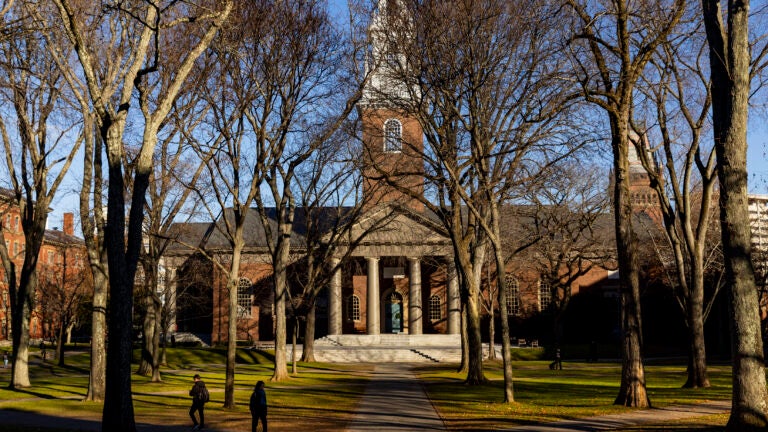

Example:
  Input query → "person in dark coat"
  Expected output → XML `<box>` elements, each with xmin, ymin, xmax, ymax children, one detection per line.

<box><xmin>249</xmin><ymin>380</ymin><xmax>267</xmax><ymax>432</ymax></box>
<box><xmin>189</xmin><ymin>374</ymin><xmax>207</xmax><ymax>430</ymax></box>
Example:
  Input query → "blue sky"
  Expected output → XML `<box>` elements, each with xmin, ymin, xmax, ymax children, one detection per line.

<box><xmin>42</xmin><ymin>0</ymin><xmax>768</xmax><ymax>230</ymax></box>
<box><xmin>748</xmin><ymin>117</ymin><xmax>768</xmax><ymax>195</ymax></box>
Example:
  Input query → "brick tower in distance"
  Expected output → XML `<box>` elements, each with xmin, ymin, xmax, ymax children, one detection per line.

<box><xmin>628</xmin><ymin>132</ymin><xmax>662</xmax><ymax>224</ymax></box>
<box><xmin>359</xmin><ymin>0</ymin><xmax>424</xmax><ymax>212</ymax></box>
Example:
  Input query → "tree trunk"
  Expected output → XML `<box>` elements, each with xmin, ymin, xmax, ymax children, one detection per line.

<box><xmin>86</xmin><ymin>259</ymin><xmax>108</xmax><ymax>402</ymax></box>
<box><xmin>137</xmin><ymin>292</ymin><xmax>154</xmax><ymax>376</ymax></box>
<box><xmin>9</xmin><ymin>287</ymin><xmax>31</xmax><ymax>388</ymax></box>
<box><xmin>150</xmin><ymin>310</ymin><xmax>162</xmax><ymax>383</ymax></box>
<box><xmin>291</xmin><ymin>316</ymin><xmax>298</xmax><ymax>375</ymax></box>
<box><xmin>701</xmin><ymin>1</ymin><xmax>768</xmax><ymax>429</ymax></box>
<box><xmin>85</xmin><ymin>253</ymin><xmax>108</xmax><ymax>402</ymax></box>
<box><xmin>66</xmin><ymin>322</ymin><xmax>74</xmax><ymax>344</ymax></box>
<box><xmin>684</xmin><ymin>273</ymin><xmax>710</xmax><ymax>388</ymax></box>
<box><xmin>301</xmin><ymin>304</ymin><xmax>316</xmax><ymax>362</ymax></box>
<box><xmin>271</xmin><ymin>236</ymin><xmax>290</xmax><ymax>382</ymax></box>
<box><xmin>614</xmin><ymin>285</ymin><xmax>649</xmax><ymax>407</ymax></box>
<box><xmin>487</xmin><ymin>307</ymin><xmax>496</xmax><ymax>360</ymax></box>
<box><xmin>457</xmin><ymin>302</ymin><xmax>468</xmax><ymax>374</ymax></box>
<box><xmin>102</xmin><ymin>125</ymin><xmax>147</xmax><ymax>431</ymax></box>
<box><xmin>56</xmin><ymin>323</ymin><xmax>66</xmax><ymax>367</ymax></box>
<box><xmin>464</xmin><ymin>288</ymin><xmax>487</xmax><ymax>385</ymax></box>
<box><xmin>494</xmin><ymin>250</ymin><xmax>514</xmax><ymax>403</ymax></box>
<box><xmin>224</xmin><ymin>245</ymin><xmax>243</xmax><ymax>409</ymax></box>
<box><xmin>720</xmin><ymin>136</ymin><xmax>768</xmax><ymax>430</ymax></box>
<box><xmin>81</xmin><ymin>113</ymin><xmax>107</xmax><ymax>403</ymax></box>
<box><xmin>137</xmin><ymin>289</ymin><xmax>163</xmax><ymax>382</ymax></box>
<box><xmin>10</xmin><ymin>258</ymin><xmax>39</xmax><ymax>388</ymax></box>
<box><xmin>612</xmin><ymin>123</ymin><xmax>650</xmax><ymax>408</ymax></box>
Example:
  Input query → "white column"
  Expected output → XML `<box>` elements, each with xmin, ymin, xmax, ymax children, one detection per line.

<box><xmin>366</xmin><ymin>257</ymin><xmax>380</xmax><ymax>335</ymax></box>
<box><xmin>408</xmin><ymin>257</ymin><xmax>422</xmax><ymax>335</ymax></box>
<box><xmin>447</xmin><ymin>258</ymin><xmax>460</xmax><ymax>334</ymax></box>
<box><xmin>328</xmin><ymin>257</ymin><xmax>342</xmax><ymax>335</ymax></box>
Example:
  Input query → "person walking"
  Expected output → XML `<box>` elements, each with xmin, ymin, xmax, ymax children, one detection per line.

<box><xmin>3</xmin><ymin>352</ymin><xmax>8</xmax><ymax>368</ymax></box>
<box><xmin>189</xmin><ymin>374</ymin><xmax>209</xmax><ymax>430</ymax></box>
<box><xmin>549</xmin><ymin>348</ymin><xmax>563</xmax><ymax>370</ymax></box>
<box><xmin>249</xmin><ymin>381</ymin><xmax>267</xmax><ymax>432</ymax></box>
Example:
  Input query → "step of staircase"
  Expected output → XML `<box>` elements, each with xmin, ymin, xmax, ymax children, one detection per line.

<box><xmin>316</xmin><ymin>334</ymin><xmax>461</xmax><ymax>347</ymax></box>
<box><xmin>288</xmin><ymin>334</ymin><xmax>462</xmax><ymax>363</ymax></box>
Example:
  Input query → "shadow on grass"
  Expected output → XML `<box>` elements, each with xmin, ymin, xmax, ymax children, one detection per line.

<box><xmin>1</xmin><ymin>409</ymin><xmax>207</xmax><ymax>432</ymax></box>
<box><xmin>238</xmin><ymin>349</ymin><xmax>274</xmax><ymax>364</ymax></box>
<box><xmin>8</xmin><ymin>387</ymin><xmax>59</xmax><ymax>400</ymax></box>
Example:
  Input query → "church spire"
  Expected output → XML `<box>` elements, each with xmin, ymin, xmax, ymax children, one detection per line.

<box><xmin>359</xmin><ymin>0</ymin><xmax>424</xmax><ymax>212</ymax></box>
<box><xmin>361</xmin><ymin>0</ymin><xmax>413</xmax><ymax>108</ymax></box>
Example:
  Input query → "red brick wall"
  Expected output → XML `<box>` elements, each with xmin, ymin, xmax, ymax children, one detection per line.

<box><xmin>211</xmin><ymin>261</ymin><xmax>274</xmax><ymax>344</ymax></box>
<box><xmin>0</xmin><ymin>204</ymin><xmax>87</xmax><ymax>341</ymax></box>
<box><xmin>361</xmin><ymin>108</ymin><xmax>425</xmax><ymax>212</ymax></box>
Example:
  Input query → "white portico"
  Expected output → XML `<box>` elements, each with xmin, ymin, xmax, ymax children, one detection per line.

<box><xmin>326</xmin><ymin>205</ymin><xmax>460</xmax><ymax>337</ymax></box>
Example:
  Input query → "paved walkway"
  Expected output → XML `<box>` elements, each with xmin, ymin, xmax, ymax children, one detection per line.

<box><xmin>345</xmin><ymin>364</ymin><xmax>730</xmax><ymax>432</ymax></box>
<box><xmin>346</xmin><ymin>364</ymin><xmax>446</xmax><ymax>431</ymax></box>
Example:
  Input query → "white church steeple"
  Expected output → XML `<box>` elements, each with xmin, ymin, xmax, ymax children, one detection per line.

<box><xmin>361</xmin><ymin>0</ymin><xmax>415</xmax><ymax>108</ymax></box>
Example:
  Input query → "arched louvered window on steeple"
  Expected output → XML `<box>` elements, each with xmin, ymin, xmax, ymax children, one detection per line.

<box><xmin>384</xmin><ymin>119</ymin><xmax>402</xmax><ymax>152</ymax></box>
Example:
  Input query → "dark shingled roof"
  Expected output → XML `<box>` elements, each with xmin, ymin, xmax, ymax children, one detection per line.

<box><xmin>166</xmin><ymin>207</ymin><xmax>358</xmax><ymax>254</ymax></box>
<box><xmin>43</xmin><ymin>228</ymin><xmax>85</xmax><ymax>247</ymax></box>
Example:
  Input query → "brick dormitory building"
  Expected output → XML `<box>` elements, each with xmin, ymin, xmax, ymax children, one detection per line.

<box><xmin>0</xmin><ymin>188</ymin><xmax>87</xmax><ymax>343</ymax></box>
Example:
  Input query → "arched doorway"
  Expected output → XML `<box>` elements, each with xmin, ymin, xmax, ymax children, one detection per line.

<box><xmin>384</xmin><ymin>291</ymin><xmax>404</xmax><ymax>333</ymax></box>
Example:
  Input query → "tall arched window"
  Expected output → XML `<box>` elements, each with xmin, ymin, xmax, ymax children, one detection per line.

<box><xmin>505</xmin><ymin>275</ymin><xmax>520</xmax><ymax>316</ymax></box>
<box><xmin>429</xmin><ymin>295</ymin><xmax>442</xmax><ymax>321</ymax></box>
<box><xmin>347</xmin><ymin>295</ymin><xmax>361</xmax><ymax>321</ymax></box>
<box><xmin>383</xmin><ymin>119</ymin><xmax>402</xmax><ymax>152</ymax></box>
<box><xmin>237</xmin><ymin>278</ymin><xmax>252</xmax><ymax>318</ymax></box>
<box><xmin>539</xmin><ymin>280</ymin><xmax>551</xmax><ymax>311</ymax></box>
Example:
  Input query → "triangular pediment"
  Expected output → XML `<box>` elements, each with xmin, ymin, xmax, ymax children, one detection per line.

<box><xmin>341</xmin><ymin>204</ymin><xmax>451</xmax><ymax>257</ymax></box>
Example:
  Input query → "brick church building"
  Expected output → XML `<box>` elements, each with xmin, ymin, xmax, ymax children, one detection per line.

<box><xmin>163</xmin><ymin>1</ymin><xmax>662</xmax><ymax>347</ymax></box>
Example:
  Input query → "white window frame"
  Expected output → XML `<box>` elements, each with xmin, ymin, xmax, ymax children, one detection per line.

<box><xmin>237</xmin><ymin>278</ymin><xmax>252</xmax><ymax>318</ymax></box>
<box><xmin>539</xmin><ymin>280</ymin><xmax>551</xmax><ymax>311</ymax></box>
<box><xmin>505</xmin><ymin>275</ymin><xmax>520</xmax><ymax>316</ymax></box>
<box><xmin>348</xmin><ymin>295</ymin><xmax>361</xmax><ymax>321</ymax></box>
<box><xmin>429</xmin><ymin>295</ymin><xmax>442</xmax><ymax>321</ymax></box>
<box><xmin>383</xmin><ymin>119</ymin><xmax>403</xmax><ymax>152</ymax></box>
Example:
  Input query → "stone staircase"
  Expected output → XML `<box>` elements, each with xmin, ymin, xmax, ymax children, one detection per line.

<box><xmin>309</xmin><ymin>334</ymin><xmax>461</xmax><ymax>363</ymax></box>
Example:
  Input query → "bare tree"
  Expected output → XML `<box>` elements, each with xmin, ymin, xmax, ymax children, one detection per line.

<box><xmin>79</xmin><ymin>110</ymin><xmax>109</xmax><ymax>403</ymax></box>
<box><xmin>292</xmin><ymin>138</ymin><xmax>364</xmax><ymax>363</ymax></box>
<box><xmin>241</xmin><ymin>0</ymin><xmax>365</xmax><ymax>382</ymax></box>
<box><xmin>43</xmin><ymin>1</ymin><xmax>232</xmax><ymax>429</ymax></box>
<box><xmin>131</xmin><ymin>85</ymin><xmax>212</xmax><ymax>383</ymax></box>
<box><xmin>37</xmin><ymin>241</ymin><xmax>91</xmax><ymax>367</ymax></box>
<box><xmin>520</xmin><ymin>162</ymin><xmax>614</xmax><ymax>349</ymax></box>
<box><xmin>701</xmin><ymin>0</ymin><xmax>768</xmax><ymax>429</ymax></box>
<box><xmin>185</xmin><ymin>0</ymin><xmax>363</xmax><ymax>402</ymax></box>
<box><xmin>0</xmin><ymin>3</ymin><xmax>81</xmax><ymax>388</ymax></box>
<box><xmin>564</xmin><ymin>0</ymin><xmax>686</xmax><ymax>407</ymax></box>
<box><xmin>372</xmin><ymin>1</ymin><xmax>577</xmax><ymax>398</ymax></box>
<box><xmin>629</xmin><ymin>19</ymin><xmax>721</xmax><ymax>388</ymax></box>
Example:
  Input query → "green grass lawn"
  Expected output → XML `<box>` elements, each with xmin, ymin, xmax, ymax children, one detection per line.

<box><xmin>418</xmin><ymin>359</ymin><xmax>734</xmax><ymax>430</ymax></box>
<box><xmin>0</xmin><ymin>346</ymin><xmax>745</xmax><ymax>431</ymax></box>
<box><xmin>0</xmin><ymin>347</ymin><xmax>372</xmax><ymax>431</ymax></box>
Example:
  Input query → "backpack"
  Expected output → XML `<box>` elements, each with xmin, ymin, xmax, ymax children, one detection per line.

<box><xmin>198</xmin><ymin>383</ymin><xmax>210</xmax><ymax>403</ymax></box>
